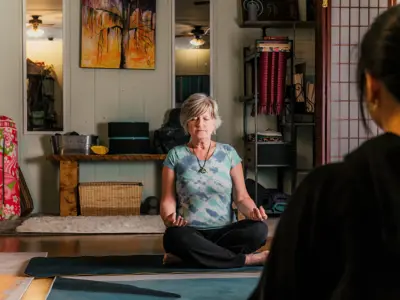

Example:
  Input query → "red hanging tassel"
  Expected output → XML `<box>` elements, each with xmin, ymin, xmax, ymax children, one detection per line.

<box><xmin>252</xmin><ymin>37</ymin><xmax>290</xmax><ymax>116</ymax></box>
<box><xmin>258</xmin><ymin>52</ymin><xmax>269</xmax><ymax>115</ymax></box>
<box><xmin>276</xmin><ymin>52</ymin><xmax>287</xmax><ymax>115</ymax></box>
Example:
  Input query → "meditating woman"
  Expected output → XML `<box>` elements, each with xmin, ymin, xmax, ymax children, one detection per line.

<box><xmin>160</xmin><ymin>93</ymin><xmax>269</xmax><ymax>268</ymax></box>
<box><xmin>249</xmin><ymin>5</ymin><xmax>400</xmax><ymax>300</ymax></box>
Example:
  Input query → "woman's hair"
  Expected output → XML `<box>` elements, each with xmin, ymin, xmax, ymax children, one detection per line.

<box><xmin>180</xmin><ymin>93</ymin><xmax>222</xmax><ymax>134</ymax></box>
<box><xmin>357</xmin><ymin>4</ymin><xmax>400</xmax><ymax>129</ymax></box>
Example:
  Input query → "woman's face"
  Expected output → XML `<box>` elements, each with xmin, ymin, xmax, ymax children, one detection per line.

<box><xmin>187</xmin><ymin>110</ymin><xmax>215</xmax><ymax>140</ymax></box>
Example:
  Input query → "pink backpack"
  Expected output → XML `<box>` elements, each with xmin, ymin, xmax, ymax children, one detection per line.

<box><xmin>0</xmin><ymin>116</ymin><xmax>20</xmax><ymax>220</ymax></box>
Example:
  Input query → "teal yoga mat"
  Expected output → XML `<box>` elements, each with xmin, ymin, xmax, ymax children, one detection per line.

<box><xmin>47</xmin><ymin>277</ymin><xmax>259</xmax><ymax>299</ymax></box>
<box><xmin>47</xmin><ymin>278</ymin><xmax>180</xmax><ymax>298</ymax></box>
<box><xmin>24</xmin><ymin>255</ymin><xmax>263</xmax><ymax>278</ymax></box>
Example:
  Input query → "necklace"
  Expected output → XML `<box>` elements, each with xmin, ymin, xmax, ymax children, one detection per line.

<box><xmin>191</xmin><ymin>142</ymin><xmax>211</xmax><ymax>174</ymax></box>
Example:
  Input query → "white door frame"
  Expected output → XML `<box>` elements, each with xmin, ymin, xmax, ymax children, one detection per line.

<box><xmin>22</xmin><ymin>0</ymin><xmax>70</xmax><ymax>135</ymax></box>
<box><xmin>170</xmin><ymin>0</ymin><xmax>216</xmax><ymax>108</ymax></box>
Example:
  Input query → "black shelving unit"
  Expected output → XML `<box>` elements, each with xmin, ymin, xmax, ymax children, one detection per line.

<box><xmin>282</xmin><ymin>113</ymin><xmax>316</xmax><ymax>180</ymax></box>
<box><xmin>241</xmin><ymin>39</ymin><xmax>317</xmax><ymax>209</ymax></box>
<box><xmin>241</xmin><ymin>42</ymin><xmax>296</xmax><ymax>207</ymax></box>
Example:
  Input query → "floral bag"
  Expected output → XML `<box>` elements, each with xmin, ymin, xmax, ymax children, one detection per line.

<box><xmin>0</xmin><ymin>116</ymin><xmax>20</xmax><ymax>220</ymax></box>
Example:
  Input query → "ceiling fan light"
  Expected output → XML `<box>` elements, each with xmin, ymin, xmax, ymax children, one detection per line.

<box><xmin>27</xmin><ymin>28</ymin><xmax>44</xmax><ymax>38</ymax></box>
<box><xmin>190</xmin><ymin>38</ymin><xmax>205</xmax><ymax>46</ymax></box>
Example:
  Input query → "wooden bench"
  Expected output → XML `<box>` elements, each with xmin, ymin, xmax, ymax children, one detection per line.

<box><xmin>47</xmin><ymin>154</ymin><xmax>166</xmax><ymax>216</ymax></box>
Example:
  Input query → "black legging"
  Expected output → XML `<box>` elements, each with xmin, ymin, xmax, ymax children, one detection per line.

<box><xmin>163</xmin><ymin>219</ymin><xmax>268</xmax><ymax>268</ymax></box>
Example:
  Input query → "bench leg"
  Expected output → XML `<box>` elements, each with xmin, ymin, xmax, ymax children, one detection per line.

<box><xmin>59</xmin><ymin>161</ymin><xmax>79</xmax><ymax>216</ymax></box>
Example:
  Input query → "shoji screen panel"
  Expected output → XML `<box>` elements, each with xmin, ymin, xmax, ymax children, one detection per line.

<box><xmin>329</xmin><ymin>0</ymin><xmax>388</xmax><ymax>162</ymax></box>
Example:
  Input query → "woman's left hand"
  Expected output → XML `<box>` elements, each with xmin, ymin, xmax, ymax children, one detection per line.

<box><xmin>249</xmin><ymin>206</ymin><xmax>268</xmax><ymax>221</ymax></box>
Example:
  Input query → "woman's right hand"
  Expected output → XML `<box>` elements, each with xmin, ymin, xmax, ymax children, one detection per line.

<box><xmin>164</xmin><ymin>212</ymin><xmax>188</xmax><ymax>227</ymax></box>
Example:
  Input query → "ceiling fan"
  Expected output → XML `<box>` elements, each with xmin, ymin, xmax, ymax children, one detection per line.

<box><xmin>175</xmin><ymin>25</ymin><xmax>210</xmax><ymax>46</ymax></box>
<box><xmin>26</xmin><ymin>15</ymin><xmax>55</xmax><ymax>38</ymax></box>
<box><xmin>26</xmin><ymin>15</ymin><xmax>55</xmax><ymax>29</ymax></box>
<box><xmin>175</xmin><ymin>25</ymin><xmax>210</xmax><ymax>38</ymax></box>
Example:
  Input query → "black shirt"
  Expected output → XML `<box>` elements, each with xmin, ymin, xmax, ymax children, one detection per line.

<box><xmin>249</xmin><ymin>133</ymin><xmax>400</xmax><ymax>300</ymax></box>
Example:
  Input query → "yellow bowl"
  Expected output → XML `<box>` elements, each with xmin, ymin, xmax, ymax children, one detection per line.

<box><xmin>91</xmin><ymin>145</ymin><xmax>109</xmax><ymax>155</ymax></box>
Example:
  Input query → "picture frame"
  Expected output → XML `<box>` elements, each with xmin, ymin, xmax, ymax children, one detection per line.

<box><xmin>80</xmin><ymin>0</ymin><xmax>156</xmax><ymax>70</ymax></box>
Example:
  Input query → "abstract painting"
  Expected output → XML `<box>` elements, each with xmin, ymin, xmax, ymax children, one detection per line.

<box><xmin>80</xmin><ymin>0</ymin><xmax>156</xmax><ymax>70</ymax></box>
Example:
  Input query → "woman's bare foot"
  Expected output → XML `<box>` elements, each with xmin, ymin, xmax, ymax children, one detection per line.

<box><xmin>244</xmin><ymin>250</ymin><xmax>269</xmax><ymax>266</ymax></box>
<box><xmin>163</xmin><ymin>253</ymin><xmax>183</xmax><ymax>265</ymax></box>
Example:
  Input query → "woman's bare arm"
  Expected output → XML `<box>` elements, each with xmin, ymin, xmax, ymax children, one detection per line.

<box><xmin>230</xmin><ymin>162</ymin><xmax>258</xmax><ymax>218</ymax></box>
<box><xmin>160</xmin><ymin>166</ymin><xmax>177</xmax><ymax>221</ymax></box>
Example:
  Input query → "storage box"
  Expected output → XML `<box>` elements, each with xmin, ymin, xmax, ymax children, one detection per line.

<box><xmin>108</xmin><ymin>122</ymin><xmax>150</xmax><ymax>154</ymax></box>
<box><xmin>108</xmin><ymin>122</ymin><xmax>149</xmax><ymax>138</ymax></box>
<box><xmin>78</xmin><ymin>182</ymin><xmax>143</xmax><ymax>216</ymax></box>
<box><xmin>108</xmin><ymin>138</ymin><xmax>150</xmax><ymax>154</ymax></box>
<box><xmin>245</xmin><ymin>142</ymin><xmax>293</xmax><ymax>168</ymax></box>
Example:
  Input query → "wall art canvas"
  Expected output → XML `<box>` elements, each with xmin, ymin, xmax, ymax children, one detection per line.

<box><xmin>80</xmin><ymin>0</ymin><xmax>156</xmax><ymax>70</ymax></box>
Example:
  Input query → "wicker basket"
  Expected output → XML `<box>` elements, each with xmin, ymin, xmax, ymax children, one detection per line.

<box><xmin>78</xmin><ymin>182</ymin><xmax>143</xmax><ymax>216</ymax></box>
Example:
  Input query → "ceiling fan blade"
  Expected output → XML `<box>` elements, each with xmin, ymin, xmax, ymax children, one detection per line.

<box><xmin>194</xmin><ymin>1</ymin><xmax>210</xmax><ymax>5</ymax></box>
<box><xmin>26</xmin><ymin>23</ymin><xmax>55</xmax><ymax>27</ymax></box>
<box><xmin>176</xmin><ymin>21</ymin><xmax>209</xmax><ymax>27</ymax></box>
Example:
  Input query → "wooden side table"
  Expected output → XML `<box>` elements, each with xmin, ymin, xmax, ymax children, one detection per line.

<box><xmin>47</xmin><ymin>154</ymin><xmax>166</xmax><ymax>216</ymax></box>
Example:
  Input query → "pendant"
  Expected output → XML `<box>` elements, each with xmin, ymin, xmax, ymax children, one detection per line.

<box><xmin>198</xmin><ymin>167</ymin><xmax>207</xmax><ymax>174</ymax></box>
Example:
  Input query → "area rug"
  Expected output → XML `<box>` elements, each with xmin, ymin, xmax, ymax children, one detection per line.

<box><xmin>16</xmin><ymin>215</ymin><xmax>166</xmax><ymax>234</ymax></box>
<box><xmin>0</xmin><ymin>275</ymin><xmax>33</xmax><ymax>300</ymax></box>
<box><xmin>0</xmin><ymin>252</ymin><xmax>47</xmax><ymax>276</ymax></box>
<box><xmin>15</xmin><ymin>215</ymin><xmax>279</xmax><ymax>236</ymax></box>
<box><xmin>24</xmin><ymin>254</ymin><xmax>263</xmax><ymax>278</ymax></box>
<box><xmin>46</xmin><ymin>273</ymin><xmax>260</xmax><ymax>300</ymax></box>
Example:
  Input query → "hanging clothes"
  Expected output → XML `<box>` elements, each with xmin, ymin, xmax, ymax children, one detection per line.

<box><xmin>254</xmin><ymin>37</ymin><xmax>290</xmax><ymax>116</ymax></box>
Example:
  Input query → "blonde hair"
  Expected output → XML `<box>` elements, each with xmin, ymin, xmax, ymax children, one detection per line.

<box><xmin>180</xmin><ymin>93</ymin><xmax>222</xmax><ymax>134</ymax></box>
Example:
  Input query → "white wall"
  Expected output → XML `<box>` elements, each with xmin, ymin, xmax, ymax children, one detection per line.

<box><xmin>0</xmin><ymin>0</ymin><xmax>315</xmax><ymax>214</ymax></box>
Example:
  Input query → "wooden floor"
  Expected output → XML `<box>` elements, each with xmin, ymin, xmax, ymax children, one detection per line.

<box><xmin>0</xmin><ymin>234</ymin><xmax>272</xmax><ymax>257</ymax></box>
